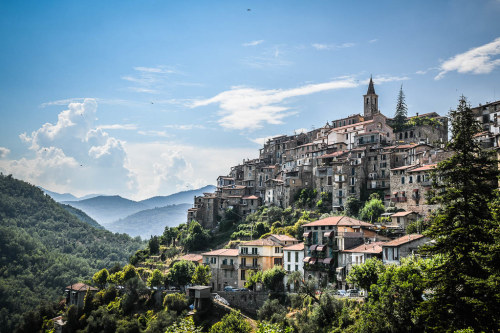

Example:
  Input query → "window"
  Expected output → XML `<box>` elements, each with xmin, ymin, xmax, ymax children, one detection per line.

<box><xmin>241</xmin><ymin>247</ymin><xmax>248</xmax><ymax>254</ymax></box>
<box><xmin>417</xmin><ymin>175</ymin><xmax>421</xmax><ymax>182</ymax></box>
<box><xmin>253</xmin><ymin>258</ymin><xmax>258</xmax><ymax>267</ymax></box>
<box><xmin>275</xmin><ymin>247</ymin><xmax>280</xmax><ymax>253</ymax></box>
<box><xmin>252</xmin><ymin>247</ymin><xmax>258</xmax><ymax>255</ymax></box>
<box><xmin>295</xmin><ymin>265</ymin><xmax>299</xmax><ymax>271</ymax></box>
<box><xmin>401</xmin><ymin>177</ymin><xmax>405</xmax><ymax>184</ymax></box>
<box><xmin>409</xmin><ymin>176</ymin><xmax>413</xmax><ymax>183</ymax></box>
<box><xmin>241</xmin><ymin>270</ymin><xmax>246</xmax><ymax>280</ymax></box>
<box><xmin>351</xmin><ymin>167</ymin><xmax>355</xmax><ymax>175</ymax></box>
<box><xmin>295</xmin><ymin>252</ymin><xmax>299</xmax><ymax>262</ymax></box>
<box><xmin>241</xmin><ymin>258</ymin><xmax>246</xmax><ymax>266</ymax></box>
<box><xmin>230</xmin><ymin>259</ymin><xmax>234</xmax><ymax>265</ymax></box>
<box><xmin>287</xmin><ymin>252</ymin><xmax>291</xmax><ymax>262</ymax></box>
<box><xmin>287</xmin><ymin>264</ymin><xmax>291</xmax><ymax>271</ymax></box>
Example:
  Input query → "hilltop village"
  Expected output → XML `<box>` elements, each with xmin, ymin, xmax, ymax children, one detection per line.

<box><xmin>184</xmin><ymin>79</ymin><xmax>500</xmax><ymax>292</ymax></box>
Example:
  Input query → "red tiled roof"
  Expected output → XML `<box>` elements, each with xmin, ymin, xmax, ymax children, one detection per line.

<box><xmin>241</xmin><ymin>238</ymin><xmax>280</xmax><ymax>246</ymax></box>
<box><xmin>65</xmin><ymin>283</ymin><xmax>98</xmax><ymax>292</ymax></box>
<box><xmin>242</xmin><ymin>195</ymin><xmax>259</xmax><ymax>200</ymax></box>
<box><xmin>283</xmin><ymin>242</ymin><xmax>304</xmax><ymax>251</ymax></box>
<box><xmin>408</xmin><ymin>164</ymin><xmax>436</xmax><ymax>172</ymax></box>
<box><xmin>332</xmin><ymin>119</ymin><xmax>374</xmax><ymax>131</ymax></box>
<box><xmin>318</xmin><ymin>150</ymin><xmax>348</xmax><ymax>159</ymax></box>
<box><xmin>382</xmin><ymin>234</ymin><xmax>425</xmax><ymax>247</ymax></box>
<box><xmin>343</xmin><ymin>242</ymin><xmax>384</xmax><ymax>254</ymax></box>
<box><xmin>201</xmin><ymin>248</ymin><xmax>238</xmax><ymax>256</ymax></box>
<box><xmin>179</xmin><ymin>254</ymin><xmax>203</xmax><ymax>262</ymax></box>
<box><xmin>391</xmin><ymin>211</ymin><xmax>418</xmax><ymax>217</ymax></box>
<box><xmin>302</xmin><ymin>216</ymin><xmax>374</xmax><ymax>228</ymax></box>
<box><xmin>390</xmin><ymin>164</ymin><xmax>417</xmax><ymax>171</ymax></box>
<box><xmin>267</xmin><ymin>234</ymin><xmax>298</xmax><ymax>242</ymax></box>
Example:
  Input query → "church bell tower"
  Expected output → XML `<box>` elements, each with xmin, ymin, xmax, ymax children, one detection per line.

<box><xmin>363</xmin><ymin>76</ymin><xmax>378</xmax><ymax>119</ymax></box>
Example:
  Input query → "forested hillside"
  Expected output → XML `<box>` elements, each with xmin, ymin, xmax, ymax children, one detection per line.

<box><xmin>0</xmin><ymin>174</ymin><xmax>145</xmax><ymax>331</ymax></box>
<box><xmin>60</xmin><ymin>203</ymin><xmax>104</xmax><ymax>229</ymax></box>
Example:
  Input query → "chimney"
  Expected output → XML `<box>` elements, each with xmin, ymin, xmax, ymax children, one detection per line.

<box><xmin>416</xmin><ymin>112</ymin><xmax>419</xmax><ymax>116</ymax></box>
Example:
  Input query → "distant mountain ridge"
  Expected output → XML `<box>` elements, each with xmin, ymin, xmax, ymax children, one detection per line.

<box><xmin>139</xmin><ymin>185</ymin><xmax>216</xmax><ymax>208</ymax></box>
<box><xmin>40</xmin><ymin>187</ymin><xmax>101</xmax><ymax>202</ymax></box>
<box><xmin>107</xmin><ymin>203</ymin><xmax>191</xmax><ymax>239</ymax></box>
<box><xmin>62</xmin><ymin>195</ymin><xmax>149</xmax><ymax>225</ymax></box>
<box><xmin>57</xmin><ymin>185</ymin><xmax>215</xmax><ymax>235</ymax></box>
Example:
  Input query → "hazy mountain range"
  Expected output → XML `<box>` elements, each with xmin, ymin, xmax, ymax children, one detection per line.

<box><xmin>41</xmin><ymin>185</ymin><xmax>215</xmax><ymax>238</ymax></box>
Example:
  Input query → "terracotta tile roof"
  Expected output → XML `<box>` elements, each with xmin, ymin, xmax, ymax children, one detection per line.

<box><xmin>390</xmin><ymin>164</ymin><xmax>417</xmax><ymax>171</ymax></box>
<box><xmin>318</xmin><ymin>150</ymin><xmax>348</xmax><ymax>159</ymax></box>
<box><xmin>408</xmin><ymin>164</ymin><xmax>436</xmax><ymax>172</ymax></box>
<box><xmin>242</xmin><ymin>195</ymin><xmax>259</xmax><ymax>200</ymax></box>
<box><xmin>302</xmin><ymin>216</ymin><xmax>375</xmax><ymax>228</ymax></box>
<box><xmin>227</xmin><ymin>195</ymin><xmax>243</xmax><ymax>198</ymax></box>
<box><xmin>283</xmin><ymin>242</ymin><xmax>305</xmax><ymax>251</ymax></box>
<box><xmin>332</xmin><ymin>119</ymin><xmax>373</xmax><ymax>131</ymax></box>
<box><xmin>201</xmin><ymin>248</ymin><xmax>238</xmax><ymax>256</ymax></box>
<box><xmin>382</xmin><ymin>234</ymin><xmax>425</xmax><ymax>247</ymax></box>
<box><xmin>391</xmin><ymin>211</ymin><xmax>418</xmax><ymax>217</ymax></box>
<box><xmin>179</xmin><ymin>254</ymin><xmax>203</xmax><ymax>262</ymax></box>
<box><xmin>65</xmin><ymin>283</ymin><xmax>98</xmax><ymax>292</ymax></box>
<box><xmin>343</xmin><ymin>242</ymin><xmax>384</xmax><ymax>254</ymax></box>
<box><xmin>268</xmin><ymin>234</ymin><xmax>298</xmax><ymax>242</ymax></box>
<box><xmin>241</xmin><ymin>238</ymin><xmax>280</xmax><ymax>246</ymax></box>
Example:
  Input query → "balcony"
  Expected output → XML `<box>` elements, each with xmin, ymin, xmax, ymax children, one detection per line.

<box><xmin>239</xmin><ymin>264</ymin><xmax>261</xmax><ymax>270</ymax></box>
<box><xmin>240</xmin><ymin>251</ymin><xmax>260</xmax><ymax>256</ymax></box>
<box><xmin>221</xmin><ymin>264</ymin><xmax>236</xmax><ymax>270</ymax></box>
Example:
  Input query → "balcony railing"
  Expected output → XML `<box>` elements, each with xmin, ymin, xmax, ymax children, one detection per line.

<box><xmin>240</xmin><ymin>252</ymin><xmax>260</xmax><ymax>256</ymax></box>
<box><xmin>221</xmin><ymin>264</ymin><xmax>236</xmax><ymax>270</ymax></box>
<box><xmin>239</xmin><ymin>264</ymin><xmax>261</xmax><ymax>270</ymax></box>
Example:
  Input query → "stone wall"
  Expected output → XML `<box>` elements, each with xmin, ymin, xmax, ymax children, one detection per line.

<box><xmin>215</xmin><ymin>291</ymin><xmax>269</xmax><ymax>315</ymax></box>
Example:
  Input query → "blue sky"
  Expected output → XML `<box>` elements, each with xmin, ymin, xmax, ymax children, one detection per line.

<box><xmin>1</xmin><ymin>0</ymin><xmax>499</xmax><ymax>199</ymax></box>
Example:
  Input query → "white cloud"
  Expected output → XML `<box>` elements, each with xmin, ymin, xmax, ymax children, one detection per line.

<box><xmin>312</xmin><ymin>42</ymin><xmax>355</xmax><ymax>50</ymax></box>
<box><xmin>294</xmin><ymin>128</ymin><xmax>308</xmax><ymax>134</ymax></box>
<box><xmin>40</xmin><ymin>97</ymin><xmax>136</xmax><ymax>108</ymax></box>
<box><xmin>133</xmin><ymin>66</ymin><xmax>176</xmax><ymax>74</ymax></box>
<box><xmin>164</xmin><ymin>124</ymin><xmax>206</xmax><ymax>130</ymax></box>
<box><xmin>191</xmin><ymin>78</ymin><xmax>359</xmax><ymax>130</ymax></box>
<box><xmin>138</xmin><ymin>130</ymin><xmax>171</xmax><ymax>137</ymax></box>
<box><xmin>2</xmin><ymin>99</ymin><xmax>136</xmax><ymax>197</ymax></box>
<box><xmin>243</xmin><ymin>40</ymin><xmax>264</xmax><ymax>47</ymax></box>
<box><xmin>249</xmin><ymin>135</ymin><xmax>284</xmax><ymax>146</ymax></box>
<box><xmin>360</xmin><ymin>75</ymin><xmax>410</xmax><ymax>84</ymax></box>
<box><xmin>124</xmin><ymin>141</ymin><xmax>257</xmax><ymax>199</ymax></box>
<box><xmin>435</xmin><ymin>37</ymin><xmax>500</xmax><ymax>80</ymax></box>
<box><xmin>241</xmin><ymin>45</ymin><xmax>292</xmax><ymax>68</ymax></box>
<box><xmin>98</xmin><ymin>124</ymin><xmax>138</xmax><ymax>130</ymax></box>
<box><xmin>369</xmin><ymin>39</ymin><xmax>378</xmax><ymax>44</ymax></box>
<box><xmin>0</xmin><ymin>147</ymin><xmax>11</xmax><ymax>158</ymax></box>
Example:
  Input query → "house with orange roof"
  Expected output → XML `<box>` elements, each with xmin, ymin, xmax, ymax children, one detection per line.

<box><xmin>201</xmin><ymin>248</ymin><xmax>239</xmax><ymax>291</ymax></box>
<box><xmin>65</xmin><ymin>283</ymin><xmax>98</xmax><ymax>308</ymax></box>
<box><xmin>389</xmin><ymin>211</ymin><xmax>421</xmax><ymax>230</ymax></box>
<box><xmin>301</xmin><ymin>216</ymin><xmax>378</xmax><ymax>286</ymax></box>
<box><xmin>237</xmin><ymin>238</ymin><xmax>284</xmax><ymax>288</ymax></box>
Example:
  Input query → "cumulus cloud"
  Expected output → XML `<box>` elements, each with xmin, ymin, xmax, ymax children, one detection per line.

<box><xmin>2</xmin><ymin>99</ymin><xmax>136</xmax><ymax>197</ymax></box>
<box><xmin>312</xmin><ymin>42</ymin><xmax>355</xmax><ymax>50</ymax></box>
<box><xmin>243</xmin><ymin>40</ymin><xmax>264</xmax><ymax>47</ymax></box>
<box><xmin>164</xmin><ymin>124</ymin><xmax>206</xmax><ymax>130</ymax></box>
<box><xmin>191</xmin><ymin>78</ymin><xmax>359</xmax><ymax>130</ymax></box>
<box><xmin>435</xmin><ymin>37</ymin><xmax>500</xmax><ymax>80</ymax></box>
<box><xmin>0</xmin><ymin>147</ymin><xmax>11</xmax><ymax>158</ymax></box>
<box><xmin>124</xmin><ymin>142</ymin><xmax>257</xmax><ymax>199</ymax></box>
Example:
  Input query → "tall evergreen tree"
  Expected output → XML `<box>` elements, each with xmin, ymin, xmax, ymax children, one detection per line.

<box><xmin>393</xmin><ymin>85</ymin><xmax>407</xmax><ymax>132</ymax></box>
<box><xmin>420</xmin><ymin>96</ymin><xmax>500</xmax><ymax>332</ymax></box>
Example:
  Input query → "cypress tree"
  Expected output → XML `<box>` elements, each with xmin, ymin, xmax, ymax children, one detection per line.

<box><xmin>420</xmin><ymin>96</ymin><xmax>500</xmax><ymax>332</ymax></box>
<box><xmin>393</xmin><ymin>85</ymin><xmax>407</xmax><ymax>132</ymax></box>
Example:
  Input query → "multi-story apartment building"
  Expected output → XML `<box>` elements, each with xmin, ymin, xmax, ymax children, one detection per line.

<box><xmin>381</xmin><ymin>234</ymin><xmax>428</xmax><ymax>265</ymax></box>
<box><xmin>301</xmin><ymin>216</ymin><xmax>378</xmax><ymax>286</ymax></box>
<box><xmin>337</xmin><ymin>241</ymin><xmax>384</xmax><ymax>290</ymax></box>
<box><xmin>237</xmin><ymin>238</ymin><xmax>284</xmax><ymax>288</ymax></box>
<box><xmin>201</xmin><ymin>248</ymin><xmax>239</xmax><ymax>291</ymax></box>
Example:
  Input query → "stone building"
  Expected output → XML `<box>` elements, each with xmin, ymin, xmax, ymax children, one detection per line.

<box><xmin>201</xmin><ymin>248</ymin><xmax>239</xmax><ymax>291</ymax></box>
<box><xmin>301</xmin><ymin>216</ymin><xmax>378</xmax><ymax>286</ymax></box>
<box><xmin>65</xmin><ymin>283</ymin><xmax>98</xmax><ymax>309</ymax></box>
<box><xmin>337</xmin><ymin>241</ymin><xmax>384</xmax><ymax>290</ymax></box>
<box><xmin>381</xmin><ymin>234</ymin><xmax>429</xmax><ymax>265</ymax></box>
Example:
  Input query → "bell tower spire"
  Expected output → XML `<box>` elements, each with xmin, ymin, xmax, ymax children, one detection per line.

<box><xmin>363</xmin><ymin>75</ymin><xmax>378</xmax><ymax>119</ymax></box>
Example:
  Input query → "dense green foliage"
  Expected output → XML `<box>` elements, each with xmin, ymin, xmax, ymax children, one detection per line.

<box><xmin>358</xmin><ymin>193</ymin><xmax>385</xmax><ymax>222</ymax></box>
<box><xmin>393</xmin><ymin>85</ymin><xmax>408</xmax><ymax>132</ymax></box>
<box><xmin>209</xmin><ymin>310</ymin><xmax>252</xmax><ymax>333</ymax></box>
<box><xmin>420</xmin><ymin>97</ymin><xmax>500</xmax><ymax>332</ymax></box>
<box><xmin>0</xmin><ymin>174</ymin><xmax>144</xmax><ymax>331</ymax></box>
<box><xmin>191</xmin><ymin>264</ymin><xmax>212</xmax><ymax>286</ymax></box>
<box><xmin>167</xmin><ymin>260</ymin><xmax>196</xmax><ymax>289</ymax></box>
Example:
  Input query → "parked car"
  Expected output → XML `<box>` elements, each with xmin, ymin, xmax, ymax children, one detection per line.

<box><xmin>224</xmin><ymin>286</ymin><xmax>237</xmax><ymax>292</ymax></box>
<box><xmin>335</xmin><ymin>289</ymin><xmax>346</xmax><ymax>297</ymax></box>
<box><xmin>239</xmin><ymin>288</ymin><xmax>249</xmax><ymax>292</ymax></box>
<box><xmin>346</xmin><ymin>289</ymin><xmax>359</xmax><ymax>297</ymax></box>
